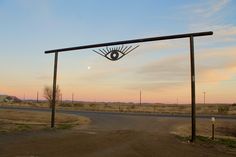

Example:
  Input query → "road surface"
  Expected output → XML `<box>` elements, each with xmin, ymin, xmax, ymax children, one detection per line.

<box><xmin>0</xmin><ymin>106</ymin><xmax>236</xmax><ymax>157</ymax></box>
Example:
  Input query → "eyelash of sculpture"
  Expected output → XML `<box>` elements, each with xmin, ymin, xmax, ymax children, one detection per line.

<box><xmin>93</xmin><ymin>45</ymin><xmax>139</xmax><ymax>61</ymax></box>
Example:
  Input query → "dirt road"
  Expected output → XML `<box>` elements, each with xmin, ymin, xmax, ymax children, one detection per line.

<box><xmin>0</xmin><ymin>107</ymin><xmax>236</xmax><ymax>157</ymax></box>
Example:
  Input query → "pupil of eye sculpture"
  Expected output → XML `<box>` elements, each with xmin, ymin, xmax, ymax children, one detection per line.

<box><xmin>93</xmin><ymin>45</ymin><xmax>139</xmax><ymax>61</ymax></box>
<box><xmin>110</xmin><ymin>50</ymin><xmax>119</xmax><ymax>60</ymax></box>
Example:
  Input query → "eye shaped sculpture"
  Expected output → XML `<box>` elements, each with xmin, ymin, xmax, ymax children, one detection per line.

<box><xmin>93</xmin><ymin>45</ymin><xmax>139</xmax><ymax>61</ymax></box>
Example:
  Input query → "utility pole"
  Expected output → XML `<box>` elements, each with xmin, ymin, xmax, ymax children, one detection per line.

<box><xmin>72</xmin><ymin>93</ymin><xmax>74</xmax><ymax>103</ymax></box>
<box><xmin>37</xmin><ymin>91</ymin><xmax>39</xmax><ymax>103</ymax></box>
<box><xmin>177</xmin><ymin>97</ymin><xmax>179</xmax><ymax>105</ymax></box>
<box><xmin>140</xmin><ymin>90</ymin><xmax>142</xmax><ymax>105</ymax></box>
<box><xmin>60</xmin><ymin>93</ymin><xmax>62</xmax><ymax>104</ymax></box>
<box><xmin>203</xmin><ymin>91</ymin><xmax>206</xmax><ymax>105</ymax></box>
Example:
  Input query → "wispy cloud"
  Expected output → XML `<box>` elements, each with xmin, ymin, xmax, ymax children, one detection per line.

<box><xmin>191</xmin><ymin>0</ymin><xmax>230</xmax><ymax>17</ymax></box>
<box><xmin>136</xmin><ymin>54</ymin><xmax>189</xmax><ymax>82</ymax></box>
<box><xmin>133</xmin><ymin>40</ymin><xmax>182</xmax><ymax>56</ymax></box>
<box><xmin>182</xmin><ymin>0</ymin><xmax>230</xmax><ymax>18</ymax></box>
<box><xmin>196</xmin><ymin>46</ymin><xmax>236</xmax><ymax>82</ymax></box>
<box><xmin>180</xmin><ymin>0</ymin><xmax>234</xmax><ymax>38</ymax></box>
<box><xmin>213</xmin><ymin>25</ymin><xmax>236</xmax><ymax>42</ymax></box>
<box><xmin>126</xmin><ymin>46</ymin><xmax>236</xmax><ymax>91</ymax></box>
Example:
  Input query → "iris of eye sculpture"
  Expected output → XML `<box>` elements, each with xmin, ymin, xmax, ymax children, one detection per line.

<box><xmin>93</xmin><ymin>45</ymin><xmax>139</xmax><ymax>61</ymax></box>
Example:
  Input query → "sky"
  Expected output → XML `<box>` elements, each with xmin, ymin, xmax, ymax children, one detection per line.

<box><xmin>0</xmin><ymin>0</ymin><xmax>236</xmax><ymax>104</ymax></box>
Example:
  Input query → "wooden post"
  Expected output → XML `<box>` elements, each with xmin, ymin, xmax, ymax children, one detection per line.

<box><xmin>190</xmin><ymin>36</ymin><xmax>196</xmax><ymax>142</ymax></box>
<box><xmin>51</xmin><ymin>52</ymin><xmax>58</xmax><ymax>128</ymax></box>
<box><xmin>211</xmin><ymin>117</ymin><xmax>215</xmax><ymax>140</ymax></box>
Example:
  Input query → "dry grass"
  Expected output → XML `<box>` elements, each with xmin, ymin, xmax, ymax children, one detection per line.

<box><xmin>59</xmin><ymin>102</ymin><xmax>236</xmax><ymax>115</ymax></box>
<box><xmin>1</xmin><ymin>101</ymin><xmax>236</xmax><ymax>115</ymax></box>
<box><xmin>0</xmin><ymin>109</ymin><xmax>90</xmax><ymax>133</ymax></box>
<box><xmin>171</xmin><ymin>119</ymin><xmax>236</xmax><ymax>140</ymax></box>
<box><xmin>172</xmin><ymin>120</ymin><xmax>236</xmax><ymax>150</ymax></box>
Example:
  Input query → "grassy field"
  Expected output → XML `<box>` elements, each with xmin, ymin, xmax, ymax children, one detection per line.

<box><xmin>0</xmin><ymin>109</ymin><xmax>90</xmax><ymax>133</ymax></box>
<box><xmin>172</xmin><ymin>119</ymin><xmax>236</xmax><ymax>139</ymax></box>
<box><xmin>171</xmin><ymin>118</ymin><xmax>236</xmax><ymax>149</ymax></box>
<box><xmin>1</xmin><ymin>101</ymin><xmax>236</xmax><ymax>115</ymax></box>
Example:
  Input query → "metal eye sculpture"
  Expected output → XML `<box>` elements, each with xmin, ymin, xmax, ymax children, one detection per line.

<box><xmin>93</xmin><ymin>45</ymin><xmax>139</xmax><ymax>61</ymax></box>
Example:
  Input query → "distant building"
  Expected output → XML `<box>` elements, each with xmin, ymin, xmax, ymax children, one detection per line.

<box><xmin>0</xmin><ymin>95</ymin><xmax>21</xmax><ymax>103</ymax></box>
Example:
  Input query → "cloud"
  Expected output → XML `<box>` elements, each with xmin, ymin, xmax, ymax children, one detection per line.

<box><xmin>179</xmin><ymin>0</ymin><xmax>235</xmax><ymax>44</ymax></box>
<box><xmin>70</xmin><ymin>45</ymin><xmax>236</xmax><ymax>95</ymax></box>
<box><xmin>196</xmin><ymin>0</ymin><xmax>229</xmax><ymax>17</ymax></box>
<box><xmin>213</xmin><ymin>25</ymin><xmax>236</xmax><ymax>42</ymax></box>
<box><xmin>189</xmin><ymin>24</ymin><xmax>236</xmax><ymax>46</ymax></box>
<box><xmin>210</xmin><ymin>0</ymin><xmax>230</xmax><ymax>14</ymax></box>
<box><xmin>196</xmin><ymin>47</ymin><xmax>236</xmax><ymax>82</ymax></box>
<box><xmin>125</xmin><ymin>81</ymin><xmax>186</xmax><ymax>92</ymax></box>
<box><xmin>182</xmin><ymin>0</ymin><xmax>230</xmax><ymax>18</ymax></box>
<box><xmin>133</xmin><ymin>40</ymin><xmax>182</xmax><ymax>56</ymax></box>
<box><xmin>126</xmin><ymin>46</ymin><xmax>236</xmax><ymax>91</ymax></box>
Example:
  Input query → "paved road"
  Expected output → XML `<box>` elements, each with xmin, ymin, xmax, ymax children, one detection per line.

<box><xmin>1</xmin><ymin>105</ymin><xmax>236</xmax><ymax>131</ymax></box>
<box><xmin>1</xmin><ymin>106</ymin><xmax>236</xmax><ymax>157</ymax></box>
<box><xmin>1</xmin><ymin>105</ymin><xmax>236</xmax><ymax>120</ymax></box>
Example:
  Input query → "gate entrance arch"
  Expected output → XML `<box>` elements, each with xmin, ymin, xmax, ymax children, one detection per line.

<box><xmin>45</xmin><ymin>31</ymin><xmax>213</xmax><ymax>142</ymax></box>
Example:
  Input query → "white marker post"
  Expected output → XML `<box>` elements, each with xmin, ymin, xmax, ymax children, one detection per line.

<box><xmin>211</xmin><ymin>117</ymin><xmax>215</xmax><ymax>140</ymax></box>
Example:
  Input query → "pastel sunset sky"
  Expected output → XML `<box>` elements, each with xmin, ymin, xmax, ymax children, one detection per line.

<box><xmin>1</xmin><ymin>0</ymin><xmax>236</xmax><ymax>103</ymax></box>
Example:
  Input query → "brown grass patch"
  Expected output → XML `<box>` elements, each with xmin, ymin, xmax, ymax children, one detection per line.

<box><xmin>171</xmin><ymin>119</ymin><xmax>236</xmax><ymax>140</ymax></box>
<box><xmin>2</xmin><ymin>102</ymin><xmax>236</xmax><ymax>115</ymax></box>
<box><xmin>0</xmin><ymin>109</ymin><xmax>90</xmax><ymax>133</ymax></box>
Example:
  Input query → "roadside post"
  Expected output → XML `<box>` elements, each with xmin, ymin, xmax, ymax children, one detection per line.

<box><xmin>211</xmin><ymin>117</ymin><xmax>215</xmax><ymax>140</ymax></box>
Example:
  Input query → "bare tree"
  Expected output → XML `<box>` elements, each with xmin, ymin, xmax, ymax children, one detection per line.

<box><xmin>43</xmin><ymin>85</ymin><xmax>61</xmax><ymax>108</ymax></box>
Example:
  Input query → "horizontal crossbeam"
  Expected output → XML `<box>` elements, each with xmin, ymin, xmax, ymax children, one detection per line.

<box><xmin>45</xmin><ymin>31</ymin><xmax>213</xmax><ymax>54</ymax></box>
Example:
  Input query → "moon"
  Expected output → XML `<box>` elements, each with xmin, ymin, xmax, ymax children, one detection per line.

<box><xmin>87</xmin><ymin>66</ymin><xmax>91</xmax><ymax>70</ymax></box>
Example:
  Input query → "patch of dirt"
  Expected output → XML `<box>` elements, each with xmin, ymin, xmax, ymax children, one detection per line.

<box><xmin>0</xmin><ymin>109</ymin><xmax>236</xmax><ymax>157</ymax></box>
<box><xmin>0</xmin><ymin>129</ymin><xmax>235</xmax><ymax>157</ymax></box>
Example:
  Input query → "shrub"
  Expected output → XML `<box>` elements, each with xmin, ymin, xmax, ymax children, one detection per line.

<box><xmin>89</xmin><ymin>103</ymin><xmax>96</xmax><ymax>108</ymax></box>
<box><xmin>60</xmin><ymin>103</ymin><xmax>72</xmax><ymax>107</ymax></box>
<box><xmin>232</xmin><ymin>103</ymin><xmax>236</xmax><ymax>106</ymax></box>
<box><xmin>130</xmin><ymin>105</ymin><xmax>135</xmax><ymax>109</ymax></box>
<box><xmin>73</xmin><ymin>103</ymin><xmax>84</xmax><ymax>107</ymax></box>
<box><xmin>57</xmin><ymin>124</ymin><xmax>73</xmax><ymax>130</ymax></box>
<box><xmin>218</xmin><ymin>106</ymin><xmax>229</xmax><ymax>114</ymax></box>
